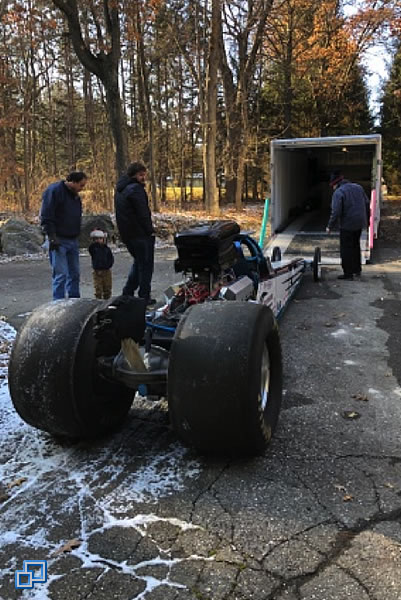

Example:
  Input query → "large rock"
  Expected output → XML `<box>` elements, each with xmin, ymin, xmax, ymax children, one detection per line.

<box><xmin>153</xmin><ymin>213</ymin><xmax>207</xmax><ymax>241</ymax></box>
<box><xmin>79</xmin><ymin>214</ymin><xmax>116</xmax><ymax>247</ymax></box>
<box><xmin>0</xmin><ymin>218</ymin><xmax>43</xmax><ymax>256</ymax></box>
<box><xmin>0</xmin><ymin>213</ymin><xmax>210</xmax><ymax>256</ymax></box>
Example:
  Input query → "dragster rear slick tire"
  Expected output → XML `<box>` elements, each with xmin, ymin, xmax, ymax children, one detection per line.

<box><xmin>8</xmin><ymin>299</ymin><xmax>134</xmax><ymax>439</ymax></box>
<box><xmin>168</xmin><ymin>302</ymin><xmax>283</xmax><ymax>455</ymax></box>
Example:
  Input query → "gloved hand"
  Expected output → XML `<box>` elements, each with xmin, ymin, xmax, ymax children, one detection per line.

<box><xmin>49</xmin><ymin>236</ymin><xmax>60</xmax><ymax>251</ymax></box>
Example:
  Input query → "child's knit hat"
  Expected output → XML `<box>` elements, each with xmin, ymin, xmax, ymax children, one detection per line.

<box><xmin>90</xmin><ymin>229</ymin><xmax>107</xmax><ymax>239</ymax></box>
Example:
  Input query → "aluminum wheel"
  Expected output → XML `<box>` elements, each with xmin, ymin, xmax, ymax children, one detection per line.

<box><xmin>260</xmin><ymin>346</ymin><xmax>270</xmax><ymax>411</ymax></box>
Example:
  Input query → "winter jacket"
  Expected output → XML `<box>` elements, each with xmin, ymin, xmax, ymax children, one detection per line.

<box><xmin>88</xmin><ymin>243</ymin><xmax>114</xmax><ymax>271</ymax></box>
<box><xmin>40</xmin><ymin>181</ymin><xmax>82</xmax><ymax>238</ymax></box>
<box><xmin>114</xmin><ymin>175</ymin><xmax>154</xmax><ymax>244</ymax></box>
<box><xmin>327</xmin><ymin>179</ymin><xmax>370</xmax><ymax>231</ymax></box>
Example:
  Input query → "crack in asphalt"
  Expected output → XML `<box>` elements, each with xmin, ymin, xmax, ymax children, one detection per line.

<box><xmin>362</xmin><ymin>468</ymin><xmax>383</xmax><ymax>513</ymax></box>
<box><xmin>2</xmin><ymin>246</ymin><xmax>401</xmax><ymax>598</ymax></box>
<box><xmin>264</xmin><ymin>505</ymin><xmax>401</xmax><ymax>598</ymax></box>
<box><xmin>189</xmin><ymin>462</ymin><xmax>231</xmax><ymax>524</ymax></box>
<box><xmin>337</xmin><ymin>565</ymin><xmax>375</xmax><ymax>600</ymax></box>
<box><xmin>260</xmin><ymin>520</ymin><xmax>332</xmax><ymax>563</ymax></box>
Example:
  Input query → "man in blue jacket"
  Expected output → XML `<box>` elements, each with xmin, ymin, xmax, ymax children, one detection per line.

<box><xmin>40</xmin><ymin>171</ymin><xmax>87</xmax><ymax>299</ymax></box>
<box><xmin>114</xmin><ymin>162</ymin><xmax>156</xmax><ymax>306</ymax></box>
<box><xmin>326</xmin><ymin>171</ymin><xmax>370</xmax><ymax>280</ymax></box>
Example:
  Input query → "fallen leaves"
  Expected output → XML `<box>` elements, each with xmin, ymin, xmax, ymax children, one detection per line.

<box><xmin>352</xmin><ymin>393</ymin><xmax>369</xmax><ymax>402</ymax></box>
<box><xmin>0</xmin><ymin>491</ymin><xmax>9</xmax><ymax>503</ymax></box>
<box><xmin>334</xmin><ymin>484</ymin><xmax>354</xmax><ymax>502</ymax></box>
<box><xmin>7</xmin><ymin>477</ymin><xmax>27</xmax><ymax>489</ymax></box>
<box><xmin>341</xmin><ymin>393</ymin><xmax>369</xmax><ymax>420</ymax></box>
<box><xmin>342</xmin><ymin>410</ymin><xmax>361</xmax><ymax>420</ymax></box>
<box><xmin>342</xmin><ymin>494</ymin><xmax>354</xmax><ymax>502</ymax></box>
<box><xmin>52</xmin><ymin>538</ymin><xmax>81</xmax><ymax>556</ymax></box>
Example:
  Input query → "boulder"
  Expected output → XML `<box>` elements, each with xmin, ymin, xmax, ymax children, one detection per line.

<box><xmin>153</xmin><ymin>213</ymin><xmax>206</xmax><ymax>242</ymax></box>
<box><xmin>79</xmin><ymin>214</ymin><xmax>115</xmax><ymax>247</ymax></box>
<box><xmin>0</xmin><ymin>218</ymin><xmax>43</xmax><ymax>256</ymax></box>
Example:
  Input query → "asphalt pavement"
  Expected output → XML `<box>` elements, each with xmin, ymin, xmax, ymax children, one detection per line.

<box><xmin>0</xmin><ymin>245</ymin><xmax>177</xmax><ymax>329</ymax></box>
<box><xmin>0</xmin><ymin>240</ymin><xmax>401</xmax><ymax>599</ymax></box>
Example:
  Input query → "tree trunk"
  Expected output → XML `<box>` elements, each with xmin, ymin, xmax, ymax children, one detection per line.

<box><xmin>218</xmin><ymin>0</ymin><xmax>273</xmax><ymax>209</ymax></box>
<box><xmin>203</xmin><ymin>0</ymin><xmax>219</xmax><ymax>215</ymax></box>
<box><xmin>103</xmin><ymin>70</ymin><xmax>128</xmax><ymax>176</ymax></box>
<box><xmin>52</xmin><ymin>0</ymin><xmax>128</xmax><ymax>175</ymax></box>
<box><xmin>136</xmin><ymin>3</ymin><xmax>159</xmax><ymax>211</ymax></box>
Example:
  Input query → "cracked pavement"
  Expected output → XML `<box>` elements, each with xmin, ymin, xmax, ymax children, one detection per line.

<box><xmin>1</xmin><ymin>239</ymin><xmax>401</xmax><ymax>599</ymax></box>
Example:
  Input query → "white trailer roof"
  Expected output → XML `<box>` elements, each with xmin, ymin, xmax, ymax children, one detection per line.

<box><xmin>271</xmin><ymin>134</ymin><xmax>381</xmax><ymax>148</ymax></box>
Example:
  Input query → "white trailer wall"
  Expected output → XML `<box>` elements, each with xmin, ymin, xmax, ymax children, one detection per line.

<box><xmin>270</xmin><ymin>135</ymin><xmax>382</xmax><ymax>235</ymax></box>
<box><xmin>270</xmin><ymin>149</ymin><xmax>309</xmax><ymax>232</ymax></box>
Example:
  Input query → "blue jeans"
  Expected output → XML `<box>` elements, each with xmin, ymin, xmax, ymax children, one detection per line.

<box><xmin>123</xmin><ymin>237</ymin><xmax>155</xmax><ymax>301</ymax></box>
<box><xmin>49</xmin><ymin>237</ymin><xmax>80</xmax><ymax>300</ymax></box>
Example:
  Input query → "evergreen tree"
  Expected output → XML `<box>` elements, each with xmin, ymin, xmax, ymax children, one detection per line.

<box><xmin>380</xmin><ymin>42</ymin><xmax>401</xmax><ymax>193</ymax></box>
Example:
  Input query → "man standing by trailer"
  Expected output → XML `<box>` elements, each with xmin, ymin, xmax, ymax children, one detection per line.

<box><xmin>326</xmin><ymin>171</ymin><xmax>370</xmax><ymax>280</ymax></box>
<box><xmin>114</xmin><ymin>162</ymin><xmax>156</xmax><ymax>306</ymax></box>
<box><xmin>40</xmin><ymin>171</ymin><xmax>87</xmax><ymax>299</ymax></box>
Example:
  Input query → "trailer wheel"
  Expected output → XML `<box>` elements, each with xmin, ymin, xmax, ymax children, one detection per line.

<box><xmin>8</xmin><ymin>299</ymin><xmax>134</xmax><ymax>439</ymax></box>
<box><xmin>271</xmin><ymin>246</ymin><xmax>281</xmax><ymax>262</ymax></box>
<box><xmin>313</xmin><ymin>246</ymin><xmax>321</xmax><ymax>281</ymax></box>
<box><xmin>168</xmin><ymin>302</ymin><xmax>282</xmax><ymax>455</ymax></box>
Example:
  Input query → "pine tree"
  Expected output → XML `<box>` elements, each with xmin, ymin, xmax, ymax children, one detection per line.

<box><xmin>380</xmin><ymin>42</ymin><xmax>401</xmax><ymax>193</ymax></box>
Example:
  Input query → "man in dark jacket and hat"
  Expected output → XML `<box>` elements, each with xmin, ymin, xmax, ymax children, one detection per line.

<box><xmin>326</xmin><ymin>171</ymin><xmax>370</xmax><ymax>280</ymax></box>
<box><xmin>114</xmin><ymin>162</ymin><xmax>156</xmax><ymax>305</ymax></box>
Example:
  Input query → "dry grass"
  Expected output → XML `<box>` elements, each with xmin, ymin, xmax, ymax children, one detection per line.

<box><xmin>1</xmin><ymin>184</ymin><xmax>268</xmax><ymax>237</ymax></box>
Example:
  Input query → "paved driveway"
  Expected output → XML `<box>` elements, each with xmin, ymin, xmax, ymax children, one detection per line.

<box><xmin>0</xmin><ymin>242</ymin><xmax>401</xmax><ymax>599</ymax></box>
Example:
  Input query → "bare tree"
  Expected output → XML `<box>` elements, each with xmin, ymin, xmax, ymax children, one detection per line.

<box><xmin>52</xmin><ymin>0</ymin><xmax>128</xmax><ymax>174</ymax></box>
<box><xmin>0</xmin><ymin>0</ymin><xmax>8</xmax><ymax>19</ymax></box>
<box><xmin>219</xmin><ymin>0</ymin><xmax>273</xmax><ymax>209</ymax></box>
<box><xmin>134</xmin><ymin>1</ymin><xmax>159</xmax><ymax>210</ymax></box>
<box><xmin>203</xmin><ymin>0</ymin><xmax>219</xmax><ymax>214</ymax></box>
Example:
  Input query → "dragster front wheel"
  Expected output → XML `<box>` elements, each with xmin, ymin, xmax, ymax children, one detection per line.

<box><xmin>313</xmin><ymin>246</ymin><xmax>321</xmax><ymax>281</ymax></box>
<box><xmin>167</xmin><ymin>301</ymin><xmax>283</xmax><ymax>455</ymax></box>
<box><xmin>8</xmin><ymin>299</ymin><xmax>134</xmax><ymax>438</ymax></box>
<box><xmin>271</xmin><ymin>246</ymin><xmax>282</xmax><ymax>262</ymax></box>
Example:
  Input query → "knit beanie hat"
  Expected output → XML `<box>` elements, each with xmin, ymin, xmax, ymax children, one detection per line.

<box><xmin>90</xmin><ymin>229</ymin><xmax>107</xmax><ymax>239</ymax></box>
<box><xmin>329</xmin><ymin>171</ymin><xmax>344</xmax><ymax>187</ymax></box>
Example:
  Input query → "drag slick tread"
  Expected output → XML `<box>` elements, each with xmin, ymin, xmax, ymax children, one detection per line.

<box><xmin>168</xmin><ymin>301</ymin><xmax>282</xmax><ymax>455</ymax></box>
<box><xmin>8</xmin><ymin>299</ymin><xmax>134</xmax><ymax>438</ymax></box>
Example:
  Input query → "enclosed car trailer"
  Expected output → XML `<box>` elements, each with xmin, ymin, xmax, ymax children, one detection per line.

<box><xmin>266</xmin><ymin>134</ymin><xmax>382</xmax><ymax>264</ymax></box>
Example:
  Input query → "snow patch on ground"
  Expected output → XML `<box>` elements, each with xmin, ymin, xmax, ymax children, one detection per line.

<box><xmin>0</xmin><ymin>319</ymin><xmax>204</xmax><ymax>597</ymax></box>
<box><xmin>331</xmin><ymin>327</ymin><xmax>348</xmax><ymax>337</ymax></box>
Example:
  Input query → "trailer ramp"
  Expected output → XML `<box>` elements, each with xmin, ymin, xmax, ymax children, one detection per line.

<box><xmin>265</xmin><ymin>211</ymin><xmax>368</xmax><ymax>265</ymax></box>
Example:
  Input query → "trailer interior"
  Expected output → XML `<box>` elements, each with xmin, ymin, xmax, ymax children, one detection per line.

<box><xmin>270</xmin><ymin>135</ymin><xmax>381</xmax><ymax>260</ymax></box>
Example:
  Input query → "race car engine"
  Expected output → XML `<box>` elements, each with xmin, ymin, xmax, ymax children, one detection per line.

<box><xmin>174</xmin><ymin>220</ymin><xmax>241</xmax><ymax>277</ymax></box>
<box><xmin>158</xmin><ymin>220</ymin><xmax>255</xmax><ymax>314</ymax></box>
